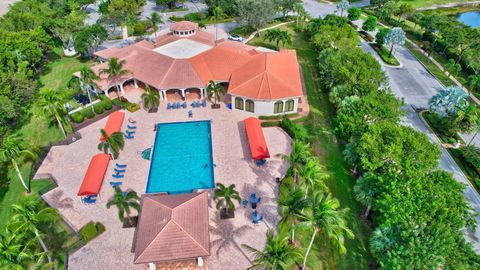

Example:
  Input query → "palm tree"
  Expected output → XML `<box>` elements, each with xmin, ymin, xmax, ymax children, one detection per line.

<box><xmin>68</xmin><ymin>66</ymin><xmax>100</xmax><ymax>111</ymax></box>
<box><xmin>354</xmin><ymin>174</ymin><xmax>376</xmax><ymax>218</ymax></box>
<box><xmin>206</xmin><ymin>80</ymin><xmax>225</xmax><ymax>107</ymax></box>
<box><xmin>106</xmin><ymin>187</ymin><xmax>141</xmax><ymax>226</ymax></box>
<box><xmin>99</xmin><ymin>58</ymin><xmax>130</xmax><ymax>98</ymax></box>
<box><xmin>278</xmin><ymin>189</ymin><xmax>309</xmax><ymax>243</ymax></box>
<box><xmin>0</xmin><ymin>230</ymin><xmax>34</xmax><ymax>268</ymax></box>
<box><xmin>278</xmin><ymin>140</ymin><xmax>311</xmax><ymax>188</ymax></box>
<box><xmin>141</xmin><ymin>86</ymin><xmax>160</xmax><ymax>112</ymax></box>
<box><xmin>210</xmin><ymin>6</ymin><xmax>224</xmax><ymax>41</ymax></box>
<box><xmin>98</xmin><ymin>129</ymin><xmax>125</xmax><ymax>159</ymax></box>
<box><xmin>293</xmin><ymin>3</ymin><xmax>305</xmax><ymax>28</ymax></box>
<box><xmin>298</xmin><ymin>192</ymin><xmax>354</xmax><ymax>269</ymax></box>
<box><xmin>35</xmin><ymin>88</ymin><xmax>69</xmax><ymax>138</ymax></box>
<box><xmin>214</xmin><ymin>183</ymin><xmax>241</xmax><ymax>218</ymax></box>
<box><xmin>0</xmin><ymin>134</ymin><xmax>37</xmax><ymax>192</ymax></box>
<box><xmin>147</xmin><ymin>12</ymin><xmax>162</xmax><ymax>40</ymax></box>
<box><xmin>263</xmin><ymin>29</ymin><xmax>292</xmax><ymax>49</ymax></box>
<box><xmin>8</xmin><ymin>196</ymin><xmax>58</xmax><ymax>266</ymax></box>
<box><xmin>299</xmin><ymin>158</ymin><xmax>328</xmax><ymax>195</ymax></box>
<box><xmin>242</xmin><ymin>230</ymin><xmax>301</xmax><ymax>270</ymax></box>
<box><xmin>369</xmin><ymin>226</ymin><xmax>396</xmax><ymax>255</ymax></box>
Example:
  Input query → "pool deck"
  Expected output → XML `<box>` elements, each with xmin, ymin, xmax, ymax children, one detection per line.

<box><xmin>37</xmin><ymin>101</ymin><xmax>291</xmax><ymax>270</ymax></box>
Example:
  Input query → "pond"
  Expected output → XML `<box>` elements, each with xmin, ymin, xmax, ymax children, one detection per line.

<box><xmin>457</xmin><ymin>10</ymin><xmax>480</xmax><ymax>28</ymax></box>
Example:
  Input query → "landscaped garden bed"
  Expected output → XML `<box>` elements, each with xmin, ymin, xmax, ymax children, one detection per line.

<box><xmin>371</xmin><ymin>43</ymin><xmax>400</xmax><ymax>66</ymax></box>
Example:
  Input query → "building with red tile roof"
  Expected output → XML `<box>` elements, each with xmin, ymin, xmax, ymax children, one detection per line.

<box><xmin>133</xmin><ymin>192</ymin><xmax>210</xmax><ymax>267</ymax></box>
<box><xmin>86</xmin><ymin>21</ymin><xmax>304</xmax><ymax>115</ymax></box>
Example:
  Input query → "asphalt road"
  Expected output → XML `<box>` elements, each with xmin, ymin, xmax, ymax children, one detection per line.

<box><xmin>305</xmin><ymin>0</ymin><xmax>480</xmax><ymax>252</ymax></box>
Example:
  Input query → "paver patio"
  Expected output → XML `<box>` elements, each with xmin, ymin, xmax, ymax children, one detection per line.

<box><xmin>38</xmin><ymin>99</ymin><xmax>291</xmax><ymax>270</ymax></box>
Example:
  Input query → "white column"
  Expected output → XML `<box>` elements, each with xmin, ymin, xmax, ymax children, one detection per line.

<box><xmin>197</xmin><ymin>257</ymin><xmax>204</xmax><ymax>267</ymax></box>
<box><xmin>181</xmin><ymin>89</ymin><xmax>186</xmax><ymax>98</ymax></box>
<box><xmin>148</xmin><ymin>262</ymin><xmax>156</xmax><ymax>270</ymax></box>
<box><xmin>134</xmin><ymin>79</ymin><xmax>138</xmax><ymax>88</ymax></box>
<box><xmin>162</xmin><ymin>90</ymin><xmax>168</xmax><ymax>101</ymax></box>
<box><xmin>200</xmin><ymin>88</ymin><xmax>205</xmax><ymax>99</ymax></box>
<box><xmin>119</xmin><ymin>84</ymin><xmax>125</xmax><ymax>95</ymax></box>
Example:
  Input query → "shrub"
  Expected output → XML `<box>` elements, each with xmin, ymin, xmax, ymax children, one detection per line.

<box><xmin>281</xmin><ymin>118</ymin><xmax>309</xmax><ymax>141</ymax></box>
<box><xmin>127</xmin><ymin>103</ymin><xmax>141</xmax><ymax>112</ymax></box>
<box><xmin>459</xmin><ymin>145</ymin><xmax>480</xmax><ymax>170</ymax></box>
<box><xmin>103</xmin><ymin>99</ymin><xmax>113</xmax><ymax>110</ymax></box>
<box><xmin>93</xmin><ymin>102</ymin><xmax>104</xmax><ymax>114</ymax></box>
<box><xmin>169</xmin><ymin>15</ymin><xmax>181</xmax><ymax>22</ymax></box>
<box><xmin>70</xmin><ymin>112</ymin><xmax>84</xmax><ymax>123</ymax></box>
<box><xmin>82</xmin><ymin>108</ymin><xmax>95</xmax><ymax>119</ymax></box>
<box><xmin>261</xmin><ymin>121</ymin><xmax>281</xmax><ymax>127</ymax></box>
<box><xmin>79</xmin><ymin>222</ymin><xmax>105</xmax><ymax>242</ymax></box>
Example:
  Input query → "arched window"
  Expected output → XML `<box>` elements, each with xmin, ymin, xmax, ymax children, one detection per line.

<box><xmin>235</xmin><ymin>97</ymin><xmax>244</xmax><ymax>110</ymax></box>
<box><xmin>285</xmin><ymin>99</ymin><xmax>295</xmax><ymax>112</ymax></box>
<box><xmin>274</xmin><ymin>101</ymin><xmax>283</xmax><ymax>113</ymax></box>
<box><xmin>245</xmin><ymin>99</ymin><xmax>254</xmax><ymax>113</ymax></box>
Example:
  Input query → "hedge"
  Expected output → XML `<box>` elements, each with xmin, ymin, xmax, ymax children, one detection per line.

<box><xmin>70</xmin><ymin>112</ymin><xmax>84</xmax><ymax>123</ymax></box>
<box><xmin>127</xmin><ymin>103</ymin><xmax>141</xmax><ymax>112</ymax></box>
<box><xmin>93</xmin><ymin>102</ymin><xmax>104</xmax><ymax>114</ymax></box>
<box><xmin>82</xmin><ymin>108</ymin><xmax>95</xmax><ymax>119</ymax></box>
<box><xmin>102</xmin><ymin>99</ymin><xmax>113</xmax><ymax>110</ymax></box>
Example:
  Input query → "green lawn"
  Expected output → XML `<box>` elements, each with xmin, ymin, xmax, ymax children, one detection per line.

<box><xmin>0</xmin><ymin>47</ymin><xmax>87</xmax><ymax>231</ymax></box>
<box><xmin>249</xmin><ymin>25</ymin><xmax>372</xmax><ymax>269</ymax></box>
<box><xmin>39</xmin><ymin>47</ymin><xmax>92</xmax><ymax>91</ymax></box>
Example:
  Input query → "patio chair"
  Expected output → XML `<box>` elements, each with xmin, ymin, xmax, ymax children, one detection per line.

<box><xmin>109</xmin><ymin>181</ymin><xmax>122</xmax><ymax>188</ymax></box>
<box><xmin>202</xmin><ymin>100</ymin><xmax>207</xmax><ymax>107</ymax></box>
<box><xmin>176</xmin><ymin>102</ymin><xmax>181</xmax><ymax>109</ymax></box>
<box><xmin>242</xmin><ymin>199</ymin><xmax>248</xmax><ymax>208</ymax></box>
<box><xmin>128</xmin><ymin>118</ymin><xmax>136</xmax><ymax>124</ymax></box>
<box><xmin>196</xmin><ymin>101</ymin><xmax>201</xmax><ymax>107</ymax></box>
<box><xmin>127</xmin><ymin>124</ymin><xmax>136</xmax><ymax>130</ymax></box>
<box><xmin>114</xmin><ymin>168</ymin><xmax>126</xmax><ymax>174</ymax></box>
<box><xmin>188</xmin><ymin>110</ymin><xmax>193</xmax><ymax>118</ymax></box>
<box><xmin>82</xmin><ymin>197</ymin><xmax>97</xmax><ymax>204</ymax></box>
<box><xmin>167</xmin><ymin>102</ymin><xmax>172</xmax><ymax>109</ymax></box>
<box><xmin>251</xmin><ymin>211</ymin><xmax>263</xmax><ymax>224</ymax></box>
<box><xmin>182</xmin><ymin>101</ymin><xmax>187</xmax><ymax>108</ymax></box>
<box><xmin>255</xmin><ymin>159</ymin><xmax>267</xmax><ymax>166</ymax></box>
<box><xmin>125</xmin><ymin>130</ymin><xmax>135</xmax><ymax>136</ymax></box>
<box><xmin>116</xmin><ymin>163</ymin><xmax>127</xmax><ymax>168</ymax></box>
<box><xmin>124</xmin><ymin>134</ymin><xmax>135</xmax><ymax>139</ymax></box>
<box><xmin>112</xmin><ymin>173</ymin><xmax>125</xmax><ymax>179</ymax></box>
<box><xmin>191</xmin><ymin>102</ymin><xmax>197</xmax><ymax>108</ymax></box>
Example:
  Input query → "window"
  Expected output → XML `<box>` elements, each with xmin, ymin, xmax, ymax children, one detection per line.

<box><xmin>235</xmin><ymin>97</ymin><xmax>244</xmax><ymax>110</ymax></box>
<box><xmin>274</xmin><ymin>101</ymin><xmax>283</xmax><ymax>114</ymax></box>
<box><xmin>245</xmin><ymin>100</ymin><xmax>254</xmax><ymax>112</ymax></box>
<box><xmin>285</xmin><ymin>99</ymin><xmax>295</xmax><ymax>112</ymax></box>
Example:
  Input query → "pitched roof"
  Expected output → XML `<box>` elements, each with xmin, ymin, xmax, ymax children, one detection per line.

<box><xmin>133</xmin><ymin>192</ymin><xmax>210</xmax><ymax>264</ymax></box>
<box><xmin>170</xmin><ymin>21</ymin><xmax>198</xmax><ymax>31</ymax></box>
<box><xmin>228</xmin><ymin>50</ymin><xmax>303</xmax><ymax>100</ymax></box>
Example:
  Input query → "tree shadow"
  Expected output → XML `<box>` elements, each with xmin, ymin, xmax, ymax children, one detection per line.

<box><xmin>209</xmin><ymin>214</ymin><xmax>253</xmax><ymax>264</ymax></box>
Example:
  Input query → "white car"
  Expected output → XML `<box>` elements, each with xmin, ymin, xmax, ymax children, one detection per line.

<box><xmin>228</xmin><ymin>34</ymin><xmax>243</xmax><ymax>42</ymax></box>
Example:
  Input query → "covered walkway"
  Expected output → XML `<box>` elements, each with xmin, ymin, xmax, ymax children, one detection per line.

<box><xmin>77</xmin><ymin>153</ymin><xmax>111</xmax><ymax>196</ymax></box>
<box><xmin>244</xmin><ymin>117</ymin><xmax>270</xmax><ymax>160</ymax></box>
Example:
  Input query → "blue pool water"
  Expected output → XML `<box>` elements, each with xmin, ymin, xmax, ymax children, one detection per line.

<box><xmin>457</xmin><ymin>10</ymin><xmax>480</xmax><ymax>28</ymax></box>
<box><xmin>146</xmin><ymin>121</ymin><xmax>215</xmax><ymax>194</ymax></box>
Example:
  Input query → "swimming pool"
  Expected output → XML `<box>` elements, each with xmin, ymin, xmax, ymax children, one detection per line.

<box><xmin>146</xmin><ymin>121</ymin><xmax>215</xmax><ymax>194</ymax></box>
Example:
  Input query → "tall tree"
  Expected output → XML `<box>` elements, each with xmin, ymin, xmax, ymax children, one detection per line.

<box><xmin>299</xmin><ymin>158</ymin><xmax>328</xmax><ymax>194</ymax></box>
<box><xmin>353</xmin><ymin>173</ymin><xmax>376</xmax><ymax>218</ymax></box>
<box><xmin>278</xmin><ymin>189</ymin><xmax>309</xmax><ymax>243</ymax></box>
<box><xmin>384</xmin><ymin>27</ymin><xmax>405</xmax><ymax>57</ymax></box>
<box><xmin>52</xmin><ymin>9</ymin><xmax>86</xmax><ymax>54</ymax></box>
<box><xmin>35</xmin><ymin>88</ymin><xmax>69</xmax><ymax>138</ymax></box>
<box><xmin>242</xmin><ymin>230</ymin><xmax>301</xmax><ymax>270</ymax></box>
<box><xmin>98</xmin><ymin>129</ymin><xmax>125</xmax><ymax>159</ymax></box>
<box><xmin>362</xmin><ymin>15</ymin><xmax>377</xmax><ymax>32</ymax></box>
<box><xmin>347</xmin><ymin>7</ymin><xmax>361</xmax><ymax>21</ymax></box>
<box><xmin>68</xmin><ymin>66</ymin><xmax>100</xmax><ymax>109</ymax></box>
<box><xmin>107</xmin><ymin>0</ymin><xmax>145</xmax><ymax>39</ymax></box>
<box><xmin>236</xmin><ymin>0</ymin><xmax>276</xmax><ymax>33</ymax></box>
<box><xmin>106</xmin><ymin>187</ymin><xmax>141</xmax><ymax>225</ymax></box>
<box><xmin>299</xmin><ymin>192</ymin><xmax>354</xmax><ymax>269</ymax></box>
<box><xmin>275</xmin><ymin>0</ymin><xmax>302</xmax><ymax>18</ymax></box>
<box><xmin>279</xmin><ymin>140</ymin><xmax>311</xmax><ymax>187</ymax></box>
<box><xmin>263</xmin><ymin>29</ymin><xmax>292</xmax><ymax>49</ymax></box>
<box><xmin>147</xmin><ymin>12</ymin><xmax>162</xmax><ymax>40</ymax></box>
<box><xmin>99</xmin><ymin>57</ymin><xmax>130</xmax><ymax>98</ymax></box>
<box><xmin>336</xmin><ymin>0</ymin><xmax>350</xmax><ymax>17</ymax></box>
<box><xmin>210</xmin><ymin>6</ymin><xmax>224</xmax><ymax>41</ymax></box>
<box><xmin>73</xmin><ymin>24</ymin><xmax>108</xmax><ymax>57</ymax></box>
<box><xmin>141</xmin><ymin>85</ymin><xmax>160</xmax><ymax>112</ymax></box>
<box><xmin>0</xmin><ymin>134</ymin><xmax>37</xmax><ymax>192</ymax></box>
<box><xmin>8</xmin><ymin>196</ymin><xmax>58</xmax><ymax>266</ymax></box>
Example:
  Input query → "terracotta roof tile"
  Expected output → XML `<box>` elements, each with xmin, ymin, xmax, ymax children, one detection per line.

<box><xmin>170</xmin><ymin>21</ymin><xmax>198</xmax><ymax>31</ymax></box>
<box><xmin>133</xmin><ymin>192</ymin><xmax>210</xmax><ymax>264</ymax></box>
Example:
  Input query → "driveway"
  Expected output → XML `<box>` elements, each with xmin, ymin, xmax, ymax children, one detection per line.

<box><xmin>304</xmin><ymin>0</ymin><xmax>480</xmax><ymax>252</ymax></box>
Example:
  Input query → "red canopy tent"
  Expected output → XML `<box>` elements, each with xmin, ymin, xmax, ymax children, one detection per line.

<box><xmin>100</xmin><ymin>111</ymin><xmax>125</xmax><ymax>141</ymax></box>
<box><xmin>77</xmin><ymin>154</ymin><xmax>111</xmax><ymax>196</ymax></box>
<box><xmin>244</xmin><ymin>117</ymin><xmax>270</xmax><ymax>160</ymax></box>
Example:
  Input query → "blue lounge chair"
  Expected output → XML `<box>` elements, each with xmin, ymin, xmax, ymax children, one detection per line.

<box><xmin>176</xmin><ymin>102</ymin><xmax>181</xmax><ymax>109</ymax></box>
<box><xmin>202</xmin><ymin>100</ymin><xmax>207</xmax><ymax>107</ymax></box>
<box><xmin>114</xmin><ymin>168</ymin><xmax>126</xmax><ymax>174</ymax></box>
<box><xmin>82</xmin><ymin>197</ymin><xmax>97</xmax><ymax>204</ymax></box>
<box><xmin>127</xmin><ymin>124</ymin><xmax>136</xmax><ymax>130</ymax></box>
<box><xmin>191</xmin><ymin>102</ymin><xmax>197</xmax><ymax>108</ymax></box>
<box><xmin>124</xmin><ymin>134</ymin><xmax>134</xmax><ymax>139</ymax></box>
<box><xmin>251</xmin><ymin>211</ymin><xmax>263</xmax><ymax>224</ymax></box>
<box><xmin>86</xmin><ymin>195</ymin><xmax>97</xmax><ymax>199</ymax></box>
<box><xmin>125</xmin><ymin>130</ymin><xmax>135</xmax><ymax>135</ymax></box>
<box><xmin>109</xmin><ymin>181</ymin><xmax>122</xmax><ymax>188</ymax></box>
<box><xmin>167</xmin><ymin>102</ymin><xmax>172</xmax><ymax>109</ymax></box>
<box><xmin>255</xmin><ymin>159</ymin><xmax>267</xmax><ymax>166</ymax></box>
<box><xmin>196</xmin><ymin>101</ymin><xmax>201</xmax><ymax>107</ymax></box>
<box><xmin>182</xmin><ymin>101</ymin><xmax>187</xmax><ymax>108</ymax></box>
<box><xmin>188</xmin><ymin>110</ymin><xmax>193</xmax><ymax>118</ymax></box>
<box><xmin>242</xmin><ymin>199</ymin><xmax>248</xmax><ymax>208</ymax></box>
<box><xmin>112</xmin><ymin>173</ymin><xmax>124</xmax><ymax>179</ymax></box>
<box><xmin>116</xmin><ymin>163</ymin><xmax>127</xmax><ymax>168</ymax></box>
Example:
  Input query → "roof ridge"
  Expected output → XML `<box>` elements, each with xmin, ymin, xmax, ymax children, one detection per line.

<box><xmin>158</xmin><ymin>59</ymin><xmax>178</xmax><ymax>88</ymax></box>
<box><xmin>171</xmin><ymin>219</ymin><xmax>210</xmax><ymax>254</ymax></box>
<box><xmin>229</xmin><ymin>54</ymin><xmax>268</xmax><ymax>95</ymax></box>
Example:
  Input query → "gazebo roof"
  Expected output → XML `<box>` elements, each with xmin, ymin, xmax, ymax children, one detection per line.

<box><xmin>170</xmin><ymin>21</ymin><xmax>198</xmax><ymax>32</ymax></box>
<box><xmin>133</xmin><ymin>192</ymin><xmax>210</xmax><ymax>264</ymax></box>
